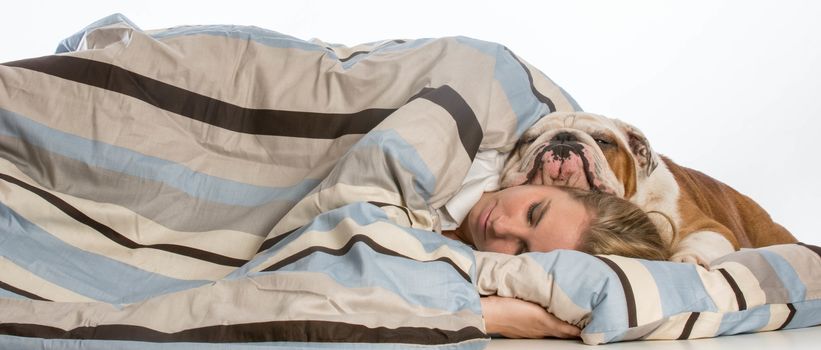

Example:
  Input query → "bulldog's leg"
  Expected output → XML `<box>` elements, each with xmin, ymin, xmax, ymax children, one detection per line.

<box><xmin>670</xmin><ymin>231</ymin><xmax>735</xmax><ymax>266</ymax></box>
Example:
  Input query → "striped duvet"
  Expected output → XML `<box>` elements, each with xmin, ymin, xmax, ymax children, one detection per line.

<box><xmin>0</xmin><ymin>14</ymin><xmax>819</xmax><ymax>349</ymax></box>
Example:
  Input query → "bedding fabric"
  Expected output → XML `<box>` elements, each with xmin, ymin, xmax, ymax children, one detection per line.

<box><xmin>0</xmin><ymin>14</ymin><xmax>820</xmax><ymax>349</ymax></box>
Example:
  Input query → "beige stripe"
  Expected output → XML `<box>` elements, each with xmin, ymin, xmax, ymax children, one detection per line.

<box><xmin>0</xmin><ymin>271</ymin><xmax>482</xmax><ymax>333</ymax></box>
<box><xmin>0</xmin><ymin>256</ymin><xmax>96</xmax><ymax>302</ymax></box>
<box><xmin>603</xmin><ymin>255</ymin><xmax>664</xmax><ymax>326</ymax></box>
<box><xmin>762</xmin><ymin>303</ymin><xmax>793</xmax><ymax>331</ymax></box>
<box><xmin>580</xmin><ymin>332</ymin><xmax>606</xmax><ymax>345</ymax></box>
<box><xmin>686</xmin><ymin>312</ymin><xmax>723</xmax><ymax>339</ymax></box>
<box><xmin>252</xmin><ymin>217</ymin><xmax>473</xmax><ymax>276</ymax></box>
<box><xmin>643</xmin><ymin>313</ymin><xmax>691</xmax><ymax>340</ymax></box>
<box><xmin>474</xmin><ymin>252</ymin><xmax>590</xmax><ymax>327</ymax></box>
<box><xmin>549</xmin><ymin>279</ymin><xmax>592</xmax><ymax>328</ymax></box>
<box><xmin>0</xmin><ymin>66</ymin><xmax>356</xmax><ymax>188</ymax></box>
<box><xmin>714</xmin><ymin>261</ymin><xmax>767</xmax><ymax>309</ymax></box>
<box><xmin>0</xmin><ymin>167</ymin><xmax>236</xmax><ymax>281</ymax></box>
<box><xmin>0</xmin><ymin>157</ymin><xmax>261</xmax><ymax>259</ymax></box>
<box><xmin>762</xmin><ymin>244</ymin><xmax>821</xmax><ymax>299</ymax></box>
<box><xmin>696</xmin><ymin>264</ymin><xmax>744</xmax><ymax>311</ymax></box>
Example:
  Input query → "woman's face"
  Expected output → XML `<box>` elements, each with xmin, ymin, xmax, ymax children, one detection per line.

<box><xmin>463</xmin><ymin>185</ymin><xmax>591</xmax><ymax>254</ymax></box>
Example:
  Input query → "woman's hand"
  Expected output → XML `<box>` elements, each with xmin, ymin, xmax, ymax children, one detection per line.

<box><xmin>480</xmin><ymin>295</ymin><xmax>581</xmax><ymax>339</ymax></box>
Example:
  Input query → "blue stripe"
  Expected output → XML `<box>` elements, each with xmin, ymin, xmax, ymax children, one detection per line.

<box><xmin>236</xmin><ymin>203</ymin><xmax>473</xmax><ymax>276</ymax></box>
<box><xmin>0</xmin><ymin>335</ymin><xmax>489</xmax><ymax>350</ymax></box>
<box><xmin>232</xmin><ymin>203</ymin><xmax>481</xmax><ymax>315</ymax></box>
<box><xmin>717</xmin><ymin>305</ymin><xmax>772</xmax><ymax>335</ymax></box>
<box><xmin>237</xmin><ymin>203</ymin><xmax>481</xmax><ymax>314</ymax></box>
<box><xmin>787</xmin><ymin>299</ymin><xmax>821</xmax><ymax>329</ymax></box>
<box><xmin>0</xmin><ymin>108</ymin><xmax>319</xmax><ymax>207</ymax></box>
<box><xmin>0</xmin><ymin>202</ymin><xmax>209</xmax><ymax>304</ymax></box>
<box><xmin>0</xmin><ymin>290</ymin><xmax>25</xmax><ymax>300</ymax></box>
<box><xmin>759</xmin><ymin>250</ymin><xmax>807</xmax><ymax>301</ymax></box>
<box><xmin>454</xmin><ymin>37</ymin><xmax>550</xmax><ymax>137</ymax></box>
<box><xmin>229</xmin><ymin>202</ymin><xmax>391</xmax><ymax>276</ymax></box>
<box><xmin>272</xmin><ymin>242</ymin><xmax>480</xmax><ymax>314</ymax></box>
<box><xmin>523</xmin><ymin>250</ymin><xmax>622</xmax><ymax>333</ymax></box>
<box><xmin>55</xmin><ymin>13</ymin><xmax>142</xmax><ymax>54</ymax></box>
<box><xmin>353</xmin><ymin>129</ymin><xmax>436</xmax><ymax>200</ymax></box>
<box><xmin>639</xmin><ymin>260</ymin><xmax>718</xmax><ymax>316</ymax></box>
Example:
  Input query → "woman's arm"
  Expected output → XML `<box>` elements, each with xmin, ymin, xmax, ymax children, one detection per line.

<box><xmin>480</xmin><ymin>295</ymin><xmax>581</xmax><ymax>339</ymax></box>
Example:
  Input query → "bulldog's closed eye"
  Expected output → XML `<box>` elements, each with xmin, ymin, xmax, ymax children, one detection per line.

<box><xmin>592</xmin><ymin>134</ymin><xmax>616</xmax><ymax>148</ymax></box>
<box><xmin>518</xmin><ymin>135</ymin><xmax>538</xmax><ymax>145</ymax></box>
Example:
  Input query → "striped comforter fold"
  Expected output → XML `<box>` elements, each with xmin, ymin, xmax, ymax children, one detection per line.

<box><xmin>0</xmin><ymin>14</ymin><xmax>576</xmax><ymax>349</ymax></box>
<box><xmin>1</xmin><ymin>14</ymin><xmax>819</xmax><ymax>349</ymax></box>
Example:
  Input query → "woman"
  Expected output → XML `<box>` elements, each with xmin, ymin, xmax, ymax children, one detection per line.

<box><xmin>445</xmin><ymin>184</ymin><xmax>671</xmax><ymax>338</ymax></box>
<box><xmin>446</xmin><ymin>184</ymin><xmax>670</xmax><ymax>260</ymax></box>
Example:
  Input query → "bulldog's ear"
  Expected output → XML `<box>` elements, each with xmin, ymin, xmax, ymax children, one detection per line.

<box><xmin>619</xmin><ymin>121</ymin><xmax>658</xmax><ymax>176</ymax></box>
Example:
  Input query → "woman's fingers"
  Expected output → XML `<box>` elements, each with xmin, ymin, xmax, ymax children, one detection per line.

<box><xmin>539</xmin><ymin>313</ymin><xmax>581</xmax><ymax>338</ymax></box>
<box><xmin>480</xmin><ymin>295</ymin><xmax>581</xmax><ymax>339</ymax></box>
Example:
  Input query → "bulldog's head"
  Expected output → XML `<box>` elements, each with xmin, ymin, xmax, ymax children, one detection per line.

<box><xmin>500</xmin><ymin>112</ymin><xmax>659</xmax><ymax>199</ymax></box>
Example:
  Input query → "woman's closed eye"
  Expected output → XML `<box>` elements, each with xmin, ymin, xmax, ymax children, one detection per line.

<box><xmin>527</xmin><ymin>202</ymin><xmax>539</xmax><ymax>225</ymax></box>
<box><xmin>526</xmin><ymin>200</ymin><xmax>552</xmax><ymax>227</ymax></box>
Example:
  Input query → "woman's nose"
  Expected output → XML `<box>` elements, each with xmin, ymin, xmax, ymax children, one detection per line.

<box><xmin>490</xmin><ymin>215</ymin><xmax>527</xmax><ymax>237</ymax></box>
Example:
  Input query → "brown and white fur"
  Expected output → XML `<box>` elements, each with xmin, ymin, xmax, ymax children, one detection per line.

<box><xmin>501</xmin><ymin>112</ymin><xmax>797</xmax><ymax>265</ymax></box>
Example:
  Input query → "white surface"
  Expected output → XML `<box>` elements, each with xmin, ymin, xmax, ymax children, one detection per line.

<box><xmin>1</xmin><ymin>0</ymin><xmax>819</xmax><ymax>244</ymax></box>
<box><xmin>488</xmin><ymin>325</ymin><xmax>821</xmax><ymax>350</ymax></box>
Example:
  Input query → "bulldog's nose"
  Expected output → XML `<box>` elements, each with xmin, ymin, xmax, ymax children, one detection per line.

<box><xmin>552</xmin><ymin>132</ymin><xmax>577</xmax><ymax>143</ymax></box>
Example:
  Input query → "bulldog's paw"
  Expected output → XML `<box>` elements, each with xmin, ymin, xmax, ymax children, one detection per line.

<box><xmin>670</xmin><ymin>252</ymin><xmax>712</xmax><ymax>268</ymax></box>
<box><xmin>670</xmin><ymin>231</ymin><xmax>735</xmax><ymax>268</ymax></box>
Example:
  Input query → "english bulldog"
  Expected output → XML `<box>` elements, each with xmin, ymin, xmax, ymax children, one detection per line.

<box><xmin>501</xmin><ymin>112</ymin><xmax>797</xmax><ymax>265</ymax></box>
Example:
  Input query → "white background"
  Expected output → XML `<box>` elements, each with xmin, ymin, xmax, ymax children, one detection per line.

<box><xmin>2</xmin><ymin>0</ymin><xmax>819</xmax><ymax>244</ymax></box>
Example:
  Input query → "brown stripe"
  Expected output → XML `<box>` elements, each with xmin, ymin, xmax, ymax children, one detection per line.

<box><xmin>0</xmin><ymin>172</ymin><xmax>248</xmax><ymax>267</ymax></box>
<box><xmin>261</xmin><ymin>234</ymin><xmax>472</xmax><ymax>283</ymax></box>
<box><xmin>503</xmin><ymin>47</ymin><xmax>556</xmax><ymax>113</ymax></box>
<box><xmin>596</xmin><ymin>256</ymin><xmax>638</xmax><ymax>327</ymax></box>
<box><xmin>0</xmin><ymin>321</ymin><xmax>486</xmax><ymax>345</ymax></box>
<box><xmin>717</xmin><ymin>268</ymin><xmax>747</xmax><ymax>311</ymax></box>
<box><xmin>256</xmin><ymin>227</ymin><xmax>300</xmax><ymax>254</ymax></box>
<box><xmin>368</xmin><ymin>201</ymin><xmax>413</xmax><ymax>224</ymax></box>
<box><xmin>798</xmin><ymin>242</ymin><xmax>821</xmax><ymax>259</ymax></box>
<box><xmin>677</xmin><ymin>312</ymin><xmax>700</xmax><ymax>340</ymax></box>
<box><xmin>416</xmin><ymin>85</ymin><xmax>483</xmax><ymax>160</ymax></box>
<box><xmin>3</xmin><ymin>56</ymin><xmax>392</xmax><ymax>139</ymax></box>
<box><xmin>776</xmin><ymin>303</ymin><xmax>797</xmax><ymax>330</ymax></box>
<box><xmin>0</xmin><ymin>280</ymin><xmax>51</xmax><ymax>301</ymax></box>
<box><xmin>335</xmin><ymin>40</ymin><xmax>406</xmax><ymax>62</ymax></box>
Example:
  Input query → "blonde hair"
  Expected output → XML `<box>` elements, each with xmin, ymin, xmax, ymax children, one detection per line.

<box><xmin>560</xmin><ymin>187</ymin><xmax>671</xmax><ymax>261</ymax></box>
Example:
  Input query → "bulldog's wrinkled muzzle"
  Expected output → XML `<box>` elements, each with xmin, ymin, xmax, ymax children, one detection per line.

<box><xmin>525</xmin><ymin>133</ymin><xmax>605</xmax><ymax>193</ymax></box>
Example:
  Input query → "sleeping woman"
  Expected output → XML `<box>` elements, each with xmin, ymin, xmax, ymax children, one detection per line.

<box><xmin>440</xmin><ymin>184</ymin><xmax>670</xmax><ymax>338</ymax></box>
